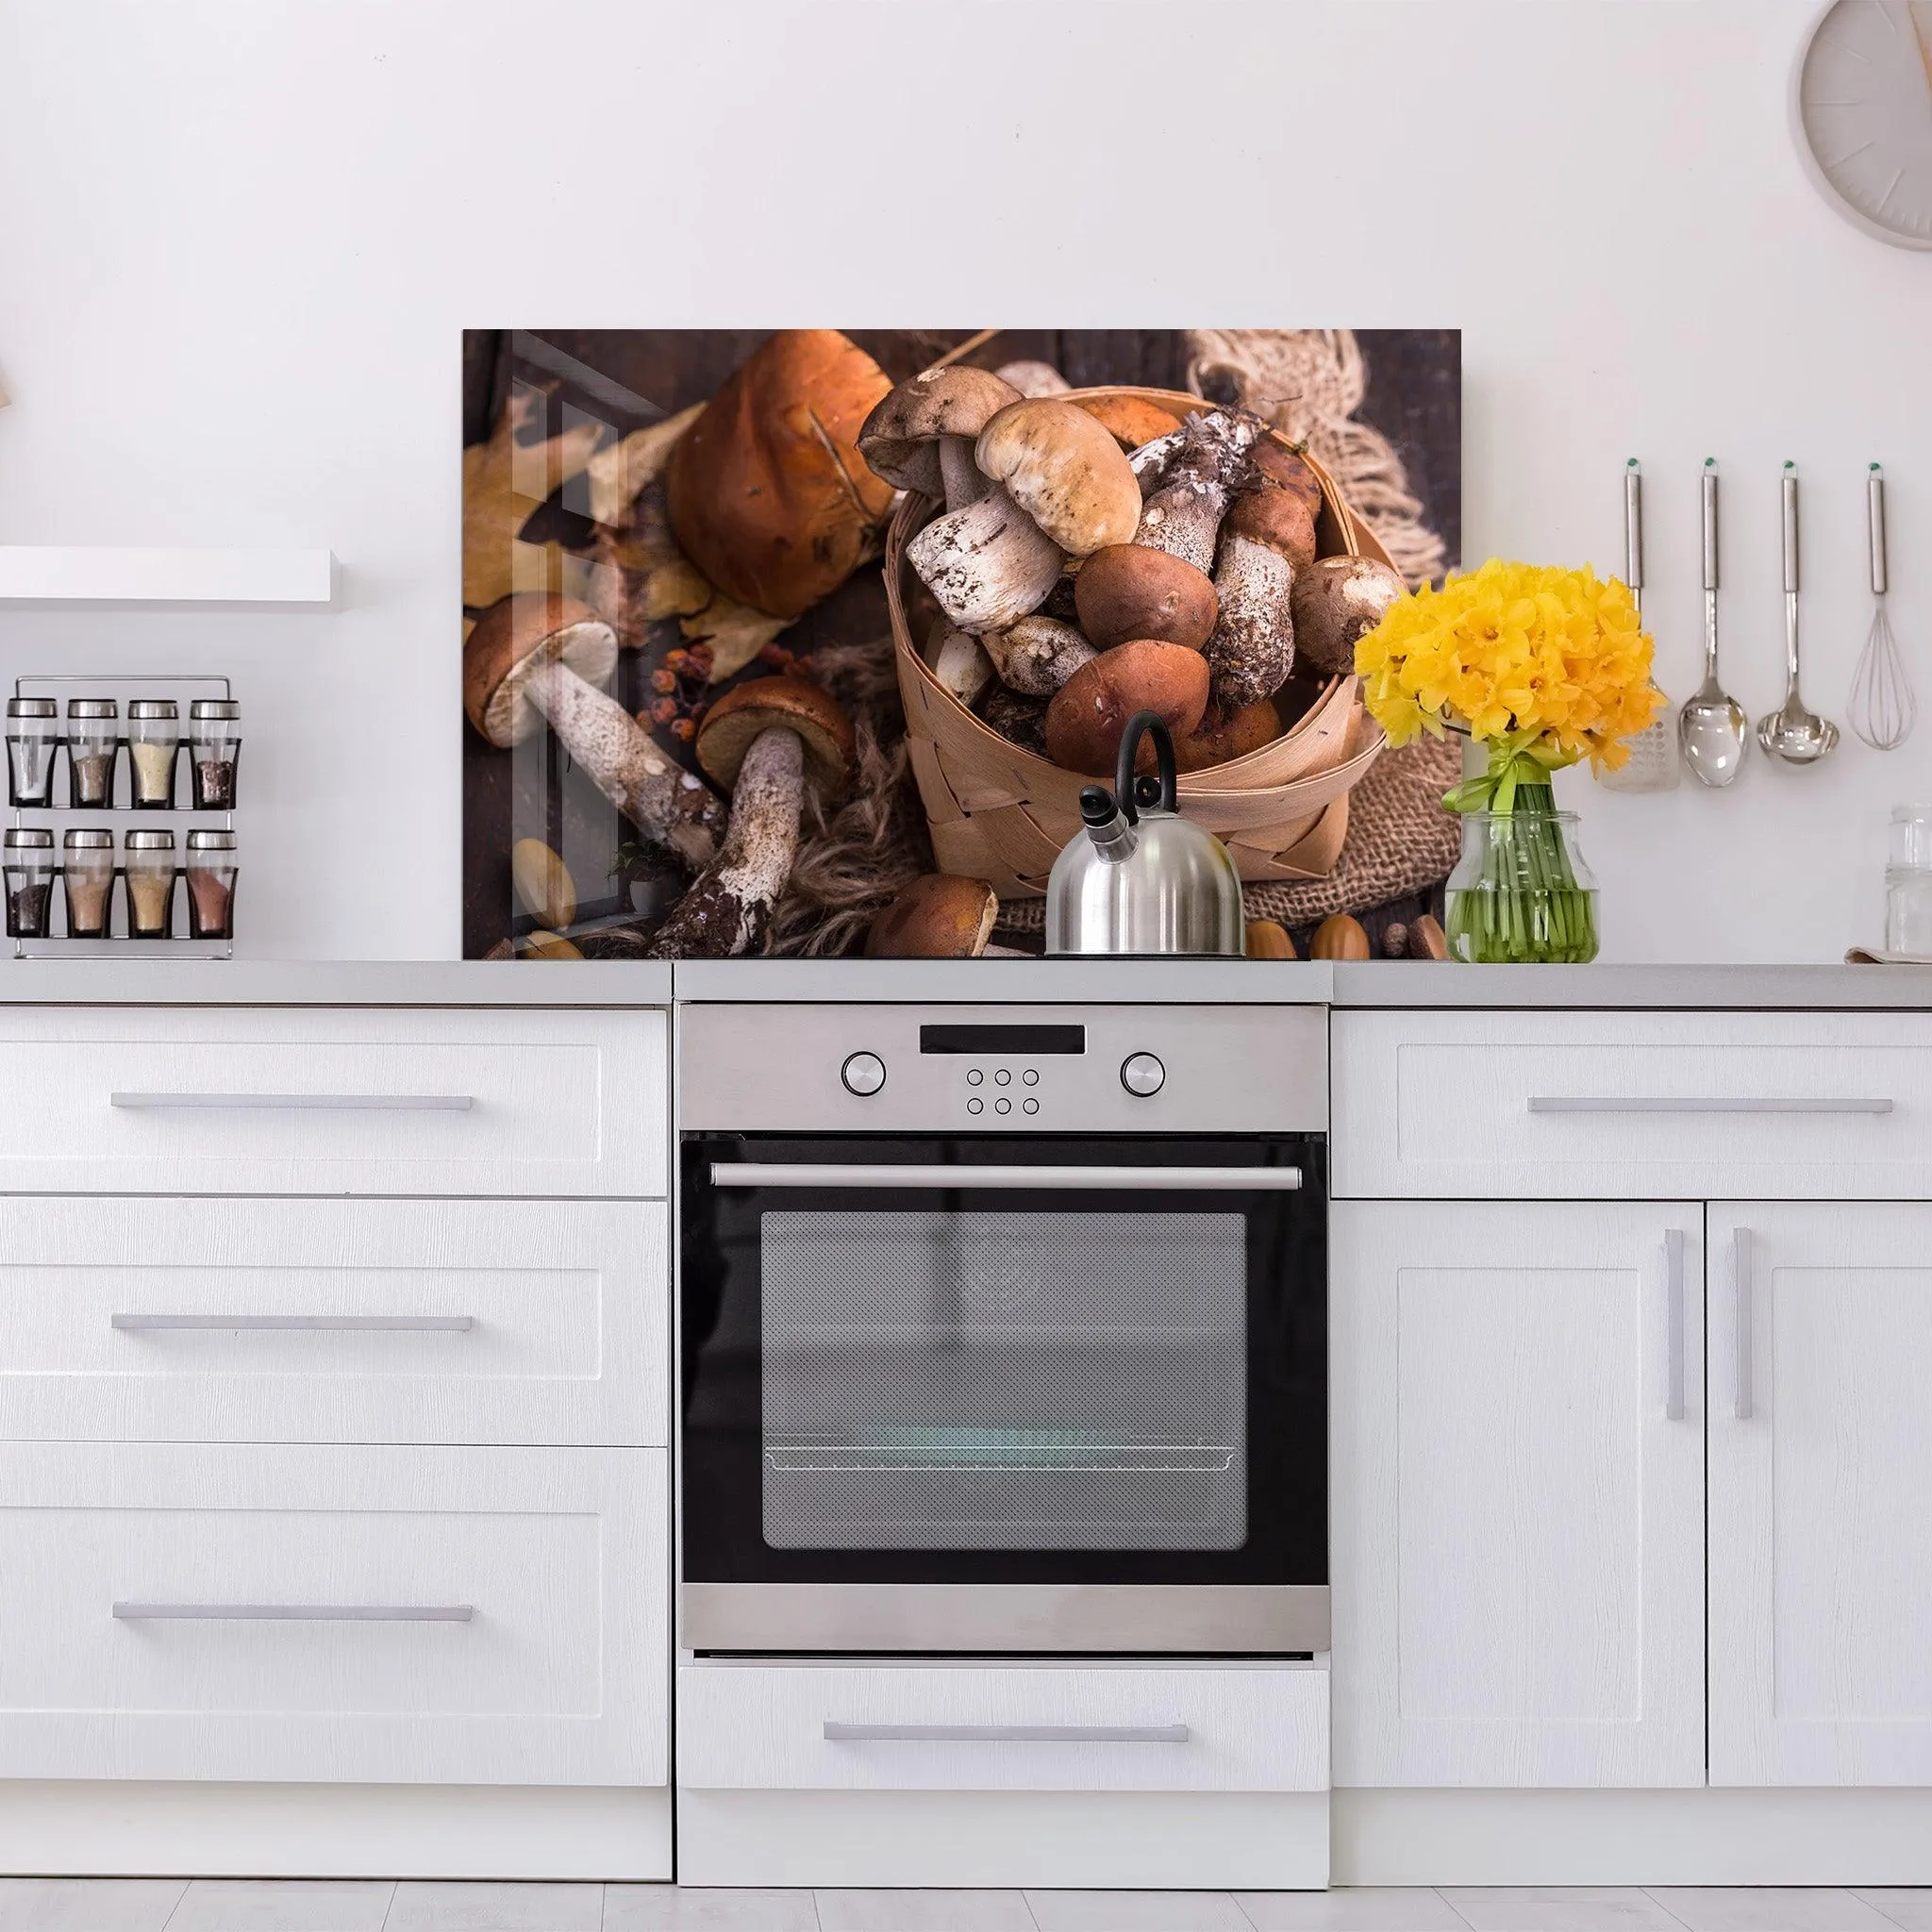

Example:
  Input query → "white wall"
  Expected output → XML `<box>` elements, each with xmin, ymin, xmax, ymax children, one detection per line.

<box><xmin>0</xmin><ymin>0</ymin><xmax>1924</xmax><ymax>963</ymax></box>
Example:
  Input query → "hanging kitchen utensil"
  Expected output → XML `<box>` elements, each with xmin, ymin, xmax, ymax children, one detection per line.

<box><xmin>1848</xmin><ymin>463</ymin><xmax>1915</xmax><ymax>751</ymax></box>
<box><xmin>1599</xmin><ymin>458</ymin><xmax>1679</xmax><ymax>791</ymax></box>
<box><xmin>1677</xmin><ymin>458</ymin><xmax>1749</xmax><ymax>787</ymax></box>
<box><xmin>1756</xmin><ymin>461</ymin><xmax>1839</xmax><ymax>767</ymax></box>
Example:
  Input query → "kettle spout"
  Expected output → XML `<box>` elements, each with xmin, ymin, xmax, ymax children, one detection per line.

<box><xmin>1079</xmin><ymin>784</ymin><xmax>1139</xmax><ymax>864</ymax></box>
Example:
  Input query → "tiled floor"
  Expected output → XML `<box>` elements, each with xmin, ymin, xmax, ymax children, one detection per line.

<box><xmin>0</xmin><ymin>1884</ymin><xmax>1925</xmax><ymax>1932</ymax></box>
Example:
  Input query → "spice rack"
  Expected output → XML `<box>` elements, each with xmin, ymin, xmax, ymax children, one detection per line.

<box><xmin>6</xmin><ymin>674</ymin><xmax>239</xmax><ymax>959</ymax></box>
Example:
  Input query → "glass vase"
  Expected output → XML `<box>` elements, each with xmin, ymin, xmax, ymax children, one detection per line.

<box><xmin>1446</xmin><ymin>792</ymin><xmax>1600</xmax><ymax>963</ymax></box>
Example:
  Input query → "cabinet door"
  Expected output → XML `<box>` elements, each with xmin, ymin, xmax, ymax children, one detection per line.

<box><xmin>1709</xmin><ymin>1202</ymin><xmax>1932</xmax><ymax>1785</ymax></box>
<box><xmin>1333</xmin><ymin>1200</ymin><xmax>1706</xmax><ymax>1788</ymax></box>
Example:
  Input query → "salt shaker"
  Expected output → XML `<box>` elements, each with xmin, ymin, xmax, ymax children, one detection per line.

<box><xmin>6</xmin><ymin>698</ymin><xmax>60</xmax><ymax>808</ymax></box>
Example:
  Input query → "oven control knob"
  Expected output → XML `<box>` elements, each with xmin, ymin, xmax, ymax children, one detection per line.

<box><xmin>1120</xmin><ymin>1052</ymin><xmax>1165</xmax><ymax>1097</ymax></box>
<box><xmin>841</xmin><ymin>1052</ymin><xmax>887</xmax><ymax>1097</ymax></box>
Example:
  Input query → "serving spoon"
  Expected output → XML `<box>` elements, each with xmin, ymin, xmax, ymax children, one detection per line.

<box><xmin>1678</xmin><ymin>458</ymin><xmax>1748</xmax><ymax>786</ymax></box>
<box><xmin>1756</xmin><ymin>460</ymin><xmax>1839</xmax><ymax>766</ymax></box>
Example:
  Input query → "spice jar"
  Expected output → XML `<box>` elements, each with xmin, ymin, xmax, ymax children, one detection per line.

<box><xmin>128</xmin><ymin>699</ymin><xmax>181</xmax><ymax>808</ymax></box>
<box><xmin>123</xmin><ymin>828</ymin><xmax>177</xmax><ymax>938</ymax></box>
<box><xmin>61</xmin><ymin>828</ymin><xmax>116</xmax><ymax>938</ymax></box>
<box><xmin>6</xmin><ymin>698</ymin><xmax>60</xmax><ymax>808</ymax></box>
<box><xmin>185</xmin><ymin>828</ymin><xmax>238</xmax><ymax>941</ymax></box>
<box><xmin>4</xmin><ymin>828</ymin><xmax>56</xmax><ymax>939</ymax></box>
<box><xmin>189</xmin><ymin>699</ymin><xmax>241</xmax><ymax>810</ymax></box>
<box><xmin>66</xmin><ymin>698</ymin><xmax>119</xmax><ymax>808</ymax></box>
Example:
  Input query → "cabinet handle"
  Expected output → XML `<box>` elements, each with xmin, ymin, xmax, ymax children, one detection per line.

<box><xmin>1734</xmin><ymin>1224</ymin><xmax>1755</xmax><ymax>1422</ymax></box>
<box><xmin>113</xmin><ymin>1602</ymin><xmax>474</xmax><ymax>1622</ymax></box>
<box><xmin>110</xmin><ymin>1092</ymin><xmax>474</xmax><ymax>1111</ymax></box>
<box><xmin>1663</xmin><ymin>1227</ymin><xmax>1686</xmax><ymax>1422</ymax></box>
<box><xmin>111</xmin><ymin>1314</ymin><xmax>475</xmax><ymax>1332</ymax></box>
<box><xmin>713</xmin><ymin>1162</ymin><xmax>1299</xmax><ymax>1191</ymax></box>
<box><xmin>1528</xmin><ymin>1096</ymin><xmax>1892</xmax><ymax>1115</ymax></box>
<box><xmin>823</xmin><ymin>1722</ymin><xmax>1189</xmax><ymax>1744</ymax></box>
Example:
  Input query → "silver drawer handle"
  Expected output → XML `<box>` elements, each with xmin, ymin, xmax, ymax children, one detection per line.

<box><xmin>111</xmin><ymin>1092</ymin><xmax>474</xmax><ymax>1111</ymax></box>
<box><xmin>1734</xmin><ymin>1224</ymin><xmax>1755</xmax><ymax>1422</ymax></box>
<box><xmin>114</xmin><ymin>1602</ymin><xmax>474</xmax><ymax>1622</ymax></box>
<box><xmin>824</xmin><ymin>1722</ymin><xmax>1189</xmax><ymax>1744</ymax></box>
<box><xmin>1528</xmin><ymin>1096</ymin><xmax>1892</xmax><ymax>1115</ymax></box>
<box><xmin>712</xmin><ymin>1163</ymin><xmax>1300</xmax><ymax>1192</ymax></box>
<box><xmin>111</xmin><ymin>1314</ymin><xmax>475</xmax><ymax>1332</ymax></box>
<box><xmin>1663</xmin><ymin>1227</ymin><xmax>1686</xmax><ymax>1423</ymax></box>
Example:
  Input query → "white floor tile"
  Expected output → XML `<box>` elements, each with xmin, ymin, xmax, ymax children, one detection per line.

<box><xmin>1237</xmin><ymin>1890</ymin><xmax>1469</xmax><ymax>1930</ymax></box>
<box><xmin>1025</xmin><ymin>1891</ymin><xmax>1250</xmax><ymax>1932</ymax></box>
<box><xmin>0</xmin><ymin>1878</ymin><xmax>187</xmax><ymax>1932</ymax></box>
<box><xmin>1441</xmin><ymin>1890</ymin><xmax>1686</xmax><ymax>1932</ymax></box>
<box><xmin>382</xmin><ymin>1881</ymin><xmax>605</xmax><ymax>1932</ymax></box>
<box><xmin>603</xmin><ymin>1890</ymin><xmax>821</xmax><ymax>1931</ymax></box>
<box><xmin>1646</xmin><ymin>1892</ymin><xmax>1897</xmax><ymax>1932</ymax></box>
<box><xmin>1856</xmin><ymin>1894</ymin><xmax>1932</xmax><ymax>1932</ymax></box>
<box><xmin>164</xmin><ymin>1879</ymin><xmax>394</xmax><ymax>1932</ymax></box>
<box><xmin>817</xmin><ymin>1890</ymin><xmax>1032</xmax><ymax>1931</ymax></box>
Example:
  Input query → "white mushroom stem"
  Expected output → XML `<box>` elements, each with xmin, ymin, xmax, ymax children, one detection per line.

<box><xmin>938</xmin><ymin>436</ymin><xmax>992</xmax><ymax>509</ymax></box>
<box><xmin>1134</xmin><ymin>412</ymin><xmax>1260</xmax><ymax>574</ymax></box>
<box><xmin>647</xmin><ymin>726</ymin><xmax>805</xmax><ymax>958</ymax></box>
<box><xmin>1205</xmin><ymin>533</ymin><xmax>1296</xmax><ymax>710</ymax></box>
<box><xmin>926</xmin><ymin>624</ymin><xmax>996</xmax><ymax>708</ymax></box>
<box><xmin>522</xmin><ymin>657</ymin><xmax>726</xmax><ymax>867</ymax></box>
<box><xmin>906</xmin><ymin>486</ymin><xmax>1065</xmax><ymax>632</ymax></box>
<box><xmin>980</xmin><ymin>615</ymin><xmax>1098</xmax><ymax>697</ymax></box>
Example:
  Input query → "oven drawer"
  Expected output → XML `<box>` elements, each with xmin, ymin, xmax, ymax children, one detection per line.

<box><xmin>1334</xmin><ymin>1010</ymin><xmax>1932</xmax><ymax>1200</ymax></box>
<box><xmin>0</xmin><ymin>1008</ymin><xmax>665</xmax><ymax>1196</ymax></box>
<box><xmin>0</xmin><ymin>1442</ymin><xmax>666</xmax><ymax>1785</ymax></box>
<box><xmin>0</xmin><ymin>1196</ymin><xmax>666</xmax><ymax>1446</ymax></box>
<box><xmin>675</xmin><ymin>1657</ymin><xmax>1327</xmax><ymax>1792</ymax></box>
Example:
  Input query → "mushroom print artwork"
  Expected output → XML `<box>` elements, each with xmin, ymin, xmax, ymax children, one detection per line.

<box><xmin>461</xmin><ymin>329</ymin><xmax>1462</xmax><ymax>960</ymax></box>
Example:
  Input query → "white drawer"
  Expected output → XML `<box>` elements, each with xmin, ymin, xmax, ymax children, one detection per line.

<box><xmin>0</xmin><ymin>1197</ymin><xmax>665</xmax><ymax>1446</ymax></box>
<box><xmin>1335</xmin><ymin>1010</ymin><xmax>1932</xmax><ymax>1200</ymax></box>
<box><xmin>0</xmin><ymin>1443</ymin><xmax>666</xmax><ymax>1786</ymax></box>
<box><xmin>0</xmin><ymin>1008</ymin><xmax>664</xmax><ymax>1196</ymax></box>
<box><xmin>676</xmin><ymin>1658</ymin><xmax>1327</xmax><ymax>1792</ymax></box>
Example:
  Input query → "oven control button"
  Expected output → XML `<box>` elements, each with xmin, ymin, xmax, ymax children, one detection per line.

<box><xmin>841</xmin><ymin>1052</ymin><xmax>887</xmax><ymax>1097</ymax></box>
<box><xmin>1023</xmin><ymin>1069</ymin><xmax>1039</xmax><ymax>1086</ymax></box>
<box><xmin>1120</xmin><ymin>1052</ymin><xmax>1166</xmax><ymax>1097</ymax></box>
<box><xmin>1023</xmin><ymin>1097</ymin><xmax>1039</xmax><ymax>1115</ymax></box>
<box><xmin>994</xmin><ymin>1097</ymin><xmax>1011</xmax><ymax>1115</ymax></box>
<box><xmin>994</xmin><ymin>1069</ymin><xmax>1011</xmax><ymax>1087</ymax></box>
<box><xmin>966</xmin><ymin>1069</ymin><xmax>983</xmax><ymax>1087</ymax></box>
<box><xmin>966</xmin><ymin>1096</ymin><xmax>983</xmax><ymax>1115</ymax></box>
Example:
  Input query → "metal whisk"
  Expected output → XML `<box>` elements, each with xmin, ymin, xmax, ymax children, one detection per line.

<box><xmin>1849</xmin><ymin>462</ymin><xmax>1916</xmax><ymax>751</ymax></box>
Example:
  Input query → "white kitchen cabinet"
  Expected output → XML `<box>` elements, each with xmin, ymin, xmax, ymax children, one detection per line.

<box><xmin>1709</xmin><ymin>1201</ymin><xmax>1932</xmax><ymax>1787</ymax></box>
<box><xmin>1332</xmin><ymin>1198</ymin><xmax>1706</xmax><ymax>1788</ymax></box>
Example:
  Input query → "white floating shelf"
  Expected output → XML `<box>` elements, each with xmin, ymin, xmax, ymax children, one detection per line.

<box><xmin>0</xmin><ymin>547</ymin><xmax>336</xmax><ymax>609</ymax></box>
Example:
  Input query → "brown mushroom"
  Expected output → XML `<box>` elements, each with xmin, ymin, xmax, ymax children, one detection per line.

<box><xmin>1292</xmin><ymin>558</ymin><xmax>1407</xmax><ymax>675</ymax></box>
<box><xmin>980</xmin><ymin>615</ymin><xmax>1098</xmax><ymax>697</ymax></box>
<box><xmin>1248</xmin><ymin>438</ymin><xmax>1324</xmax><ymax>514</ymax></box>
<box><xmin>1134</xmin><ymin>409</ymin><xmax>1262</xmax><ymax>572</ymax></box>
<box><xmin>1312</xmin><ymin>914</ymin><xmax>1373</xmax><ymax>960</ymax></box>
<box><xmin>1170</xmin><ymin>698</ymin><xmax>1280</xmax><ymax>773</ymax></box>
<box><xmin>995</xmin><ymin>359</ymin><xmax>1071</xmax><ymax>397</ymax></box>
<box><xmin>464</xmin><ymin>593</ymin><xmax>726</xmax><ymax>868</ymax></box>
<box><xmin>1074</xmin><ymin>395</ymin><xmax>1184</xmax><ymax>452</ymax></box>
<box><xmin>510</xmin><ymin>839</ymin><xmax>576</xmax><ymax>931</ymax></box>
<box><xmin>1224</xmin><ymin>477</ymin><xmax>1317</xmax><ymax>572</ymax></box>
<box><xmin>647</xmin><ymin>677</ymin><xmax>855</xmax><ymax>958</ymax></box>
<box><xmin>1044</xmin><ymin>640</ymin><xmax>1210</xmax><ymax>775</ymax></box>
<box><xmin>858</xmin><ymin>366</ymin><xmax>1022</xmax><ymax>508</ymax></box>
<box><xmin>865</xmin><ymin>874</ymin><xmax>999</xmax><ymax>958</ymax></box>
<box><xmin>905</xmin><ymin>491</ymin><xmax>1067</xmax><ymax>634</ymax></box>
<box><xmin>1246</xmin><ymin>919</ymin><xmax>1297</xmax><ymax>960</ymax></box>
<box><xmin>1204</xmin><ymin>533</ymin><xmax>1296</xmax><ymax>711</ymax></box>
<box><xmin>1409</xmin><ymin>913</ymin><xmax>1451</xmax><ymax>960</ymax></box>
<box><xmin>1075</xmin><ymin>543</ymin><xmax>1218</xmax><ymax>652</ymax></box>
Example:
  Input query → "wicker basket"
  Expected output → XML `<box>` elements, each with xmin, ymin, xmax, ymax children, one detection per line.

<box><xmin>887</xmin><ymin>385</ymin><xmax>1391</xmax><ymax>897</ymax></box>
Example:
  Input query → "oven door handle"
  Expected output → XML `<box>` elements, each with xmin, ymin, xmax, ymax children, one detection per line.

<box><xmin>708</xmin><ymin>1162</ymin><xmax>1301</xmax><ymax>1191</ymax></box>
<box><xmin>824</xmin><ymin>1721</ymin><xmax>1190</xmax><ymax>1744</ymax></box>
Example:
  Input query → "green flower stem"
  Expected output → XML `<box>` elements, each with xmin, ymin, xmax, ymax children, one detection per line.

<box><xmin>1445</xmin><ymin>783</ymin><xmax>1599</xmax><ymax>964</ymax></box>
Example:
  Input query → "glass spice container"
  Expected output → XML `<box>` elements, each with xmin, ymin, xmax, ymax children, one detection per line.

<box><xmin>185</xmin><ymin>828</ymin><xmax>238</xmax><ymax>940</ymax></box>
<box><xmin>61</xmin><ymin>828</ymin><xmax>116</xmax><ymax>938</ymax></box>
<box><xmin>1885</xmin><ymin>804</ymin><xmax>1932</xmax><ymax>960</ymax></box>
<box><xmin>127</xmin><ymin>699</ymin><xmax>181</xmax><ymax>808</ymax></box>
<box><xmin>66</xmin><ymin>698</ymin><xmax>119</xmax><ymax>808</ymax></box>
<box><xmin>123</xmin><ymin>828</ymin><xmax>177</xmax><ymax>938</ymax></box>
<box><xmin>6</xmin><ymin>697</ymin><xmax>60</xmax><ymax>808</ymax></box>
<box><xmin>189</xmin><ymin>699</ymin><xmax>241</xmax><ymax>810</ymax></box>
<box><xmin>4</xmin><ymin>827</ymin><xmax>57</xmax><ymax>939</ymax></box>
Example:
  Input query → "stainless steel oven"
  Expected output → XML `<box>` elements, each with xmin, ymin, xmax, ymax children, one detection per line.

<box><xmin>677</xmin><ymin>1001</ymin><xmax>1327</xmax><ymax>1655</ymax></box>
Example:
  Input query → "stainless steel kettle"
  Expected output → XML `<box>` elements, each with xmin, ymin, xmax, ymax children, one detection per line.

<box><xmin>1045</xmin><ymin>711</ymin><xmax>1244</xmax><ymax>956</ymax></box>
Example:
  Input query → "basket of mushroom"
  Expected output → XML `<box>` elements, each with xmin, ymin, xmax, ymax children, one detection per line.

<box><xmin>864</xmin><ymin>375</ymin><xmax>1407</xmax><ymax>894</ymax></box>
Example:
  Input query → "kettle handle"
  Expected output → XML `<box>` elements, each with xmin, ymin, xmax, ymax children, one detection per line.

<box><xmin>1115</xmin><ymin>711</ymin><xmax>1178</xmax><ymax>825</ymax></box>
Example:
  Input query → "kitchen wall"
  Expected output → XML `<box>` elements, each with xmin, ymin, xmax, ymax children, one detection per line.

<box><xmin>0</xmin><ymin>0</ymin><xmax>1923</xmax><ymax>964</ymax></box>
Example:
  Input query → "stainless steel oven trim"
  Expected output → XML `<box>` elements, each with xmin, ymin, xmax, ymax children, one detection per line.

<box><xmin>681</xmin><ymin>1582</ymin><xmax>1329</xmax><ymax>1656</ymax></box>
<box><xmin>710</xmin><ymin>1162</ymin><xmax>1302</xmax><ymax>1191</ymax></box>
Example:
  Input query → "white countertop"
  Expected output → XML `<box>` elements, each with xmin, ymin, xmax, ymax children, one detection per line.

<box><xmin>0</xmin><ymin>959</ymin><xmax>674</xmax><ymax>1006</ymax></box>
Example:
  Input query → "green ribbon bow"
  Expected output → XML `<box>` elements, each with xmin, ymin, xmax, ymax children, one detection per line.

<box><xmin>1441</xmin><ymin>734</ymin><xmax>1575</xmax><ymax>816</ymax></box>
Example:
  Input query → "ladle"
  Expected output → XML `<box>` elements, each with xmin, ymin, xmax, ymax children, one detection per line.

<box><xmin>1755</xmin><ymin>460</ymin><xmax>1839</xmax><ymax>767</ymax></box>
<box><xmin>1677</xmin><ymin>458</ymin><xmax>1749</xmax><ymax>786</ymax></box>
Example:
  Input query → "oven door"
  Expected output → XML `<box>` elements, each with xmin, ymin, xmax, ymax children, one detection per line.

<box><xmin>679</xmin><ymin>1133</ymin><xmax>1325</xmax><ymax>1654</ymax></box>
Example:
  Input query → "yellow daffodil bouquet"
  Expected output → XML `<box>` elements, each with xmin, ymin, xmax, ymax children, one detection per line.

<box><xmin>1354</xmin><ymin>559</ymin><xmax>1661</xmax><ymax>962</ymax></box>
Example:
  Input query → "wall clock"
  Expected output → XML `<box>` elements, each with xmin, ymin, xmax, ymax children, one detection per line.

<box><xmin>1790</xmin><ymin>0</ymin><xmax>1932</xmax><ymax>248</ymax></box>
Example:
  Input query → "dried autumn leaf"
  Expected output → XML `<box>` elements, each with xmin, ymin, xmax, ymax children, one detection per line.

<box><xmin>462</xmin><ymin>386</ymin><xmax>604</xmax><ymax>610</ymax></box>
<box><xmin>680</xmin><ymin>591</ymin><xmax>791</xmax><ymax>683</ymax></box>
<box><xmin>586</xmin><ymin>403</ymin><xmax>704</xmax><ymax>527</ymax></box>
<box><xmin>595</xmin><ymin>478</ymin><xmax>713</xmax><ymax>637</ymax></box>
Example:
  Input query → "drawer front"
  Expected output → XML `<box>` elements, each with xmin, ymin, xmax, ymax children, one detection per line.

<box><xmin>676</xmin><ymin>1659</ymin><xmax>1327</xmax><ymax>1792</ymax></box>
<box><xmin>0</xmin><ymin>1443</ymin><xmax>666</xmax><ymax>1786</ymax></box>
<box><xmin>0</xmin><ymin>1008</ymin><xmax>664</xmax><ymax>1196</ymax></box>
<box><xmin>0</xmin><ymin>1197</ymin><xmax>666</xmax><ymax>1446</ymax></box>
<box><xmin>1335</xmin><ymin>1010</ymin><xmax>1932</xmax><ymax>1200</ymax></box>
